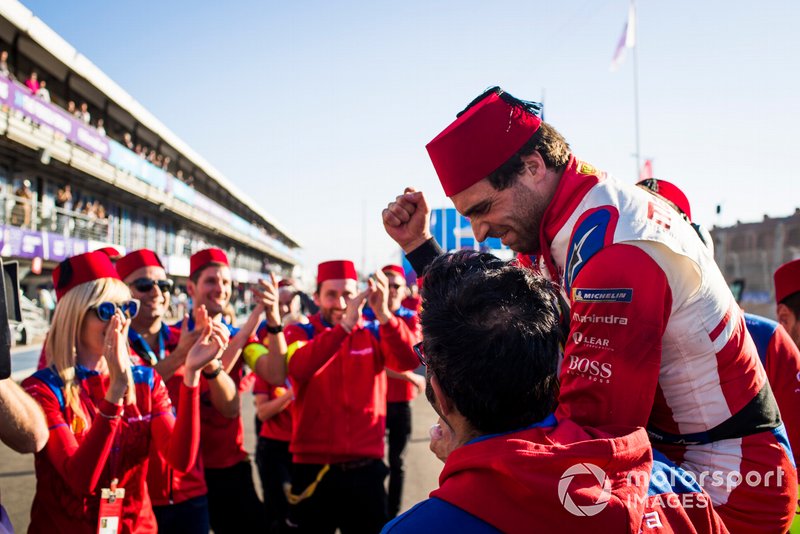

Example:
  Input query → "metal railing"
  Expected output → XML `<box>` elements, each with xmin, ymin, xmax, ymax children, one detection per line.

<box><xmin>0</xmin><ymin>191</ymin><xmax>110</xmax><ymax>241</ymax></box>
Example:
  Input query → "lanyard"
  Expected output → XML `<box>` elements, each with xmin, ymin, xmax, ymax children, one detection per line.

<box><xmin>128</xmin><ymin>323</ymin><xmax>170</xmax><ymax>366</ymax></box>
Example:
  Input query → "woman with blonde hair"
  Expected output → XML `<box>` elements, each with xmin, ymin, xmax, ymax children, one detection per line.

<box><xmin>22</xmin><ymin>251</ymin><xmax>229</xmax><ymax>533</ymax></box>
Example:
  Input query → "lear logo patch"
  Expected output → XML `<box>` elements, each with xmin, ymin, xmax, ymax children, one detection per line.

<box><xmin>572</xmin><ymin>288</ymin><xmax>633</xmax><ymax>303</ymax></box>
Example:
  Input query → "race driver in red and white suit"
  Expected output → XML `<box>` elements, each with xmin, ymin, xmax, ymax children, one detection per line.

<box><xmin>383</xmin><ymin>87</ymin><xmax>797</xmax><ymax>533</ymax></box>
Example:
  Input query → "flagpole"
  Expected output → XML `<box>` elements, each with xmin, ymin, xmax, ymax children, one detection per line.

<box><xmin>631</xmin><ymin>0</ymin><xmax>641</xmax><ymax>178</ymax></box>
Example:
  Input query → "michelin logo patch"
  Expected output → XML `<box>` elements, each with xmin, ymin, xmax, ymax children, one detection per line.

<box><xmin>572</xmin><ymin>288</ymin><xmax>633</xmax><ymax>303</ymax></box>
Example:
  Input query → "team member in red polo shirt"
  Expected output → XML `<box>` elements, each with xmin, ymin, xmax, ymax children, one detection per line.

<box><xmin>176</xmin><ymin>248</ymin><xmax>270</xmax><ymax>533</ymax></box>
<box><xmin>22</xmin><ymin>251</ymin><xmax>228</xmax><ymax>533</ymax></box>
<box><xmin>364</xmin><ymin>264</ymin><xmax>423</xmax><ymax>519</ymax></box>
<box><xmin>283</xmin><ymin>260</ymin><xmax>419</xmax><ymax>533</ymax></box>
<box><xmin>776</xmin><ymin>260</ymin><xmax>800</xmax><ymax>349</ymax></box>
<box><xmin>116</xmin><ymin>249</ymin><xmax>239</xmax><ymax>533</ymax></box>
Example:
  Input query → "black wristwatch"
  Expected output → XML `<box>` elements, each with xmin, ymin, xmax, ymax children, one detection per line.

<box><xmin>202</xmin><ymin>361</ymin><xmax>224</xmax><ymax>380</ymax></box>
<box><xmin>265</xmin><ymin>323</ymin><xmax>283</xmax><ymax>334</ymax></box>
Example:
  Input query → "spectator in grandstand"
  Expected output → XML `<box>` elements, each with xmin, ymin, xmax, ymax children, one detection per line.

<box><xmin>79</xmin><ymin>102</ymin><xmax>91</xmax><ymax>125</ymax></box>
<box><xmin>177</xmin><ymin>248</ymin><xmax>271</xmax><ymax>534</ymax></box>
<box><xmin>0</xmin><ymin>375</ymin><xmax>48</xmax><ymax>534</ymax></box>
<box><xmin>66</xmin><ymin>100</ymin><xmax>77</xmax><ymax>117</ymax></box>
<box><xmin>96</xmin><ymin>118</ymin><xmax>106</xmax><ymax>137</ymax></box>
<box><xmin>0</xmin><ymin>50</ymin><xmax>13</xmax><ymax>80</ymax></box>
<box><xmin>22</xmin><ymin>250</ymin><xmax>229</xmax><ymax>533</ymax></box>
<box><xmin>123</xmin><ymin>132</ymin><xmax>134</xmax><ymax>150</ymax></box>
<box><xmin>117</xmin><ymin>249</ymin><xmax>239</xmax><ymax>534</ymax></box>
<box><xmin>283</xmin><ymin>260</ymin><xmax>418</xmax><ymax>533</ymax></box>
<box><xmin>12</xmin><ymin>179</ymin><xmax>33</xmax><ymax>227</ymax></box>
<box><xmin>55</xmin><ymin>184</ymin><xmax>72</xmax><ymax>210</ymax></box>
<box><xmin>383</xmin><ymin>251</ymin><xmax>727</xmax><ymax>534</ymax></box>
<box><xmin>162</xmin><ymin>156</ymin><xmax>171</xmax><ymax>172</ymax></box>
<box><xmin>25</xmin><ymin>71</ymin><xmax>39</xmax><ymax>94</ymax></box>
<box><xmin>135</xmin><ymin>144</ymin><xmax>144</xmax><ymax>157</ymax></box>
<box><xmin>35</xmin><ymin>79</ymin><xmax>50</xmax><ymax>102</ymax></box>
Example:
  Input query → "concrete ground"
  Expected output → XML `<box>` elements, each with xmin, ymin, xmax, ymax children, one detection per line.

<box><xmin>0</xmin><ymin>354</ymin><xmax>441</xmax><ymax>532</ymax></box>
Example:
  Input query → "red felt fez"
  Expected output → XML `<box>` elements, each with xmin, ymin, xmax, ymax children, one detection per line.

<box><xmin>775</xmin><ymin>259</ymin><xmax>800</xmax><ymax>304</ymax></box>
<box><xmin>638</xmin><ymin>178</ymin><xmax>692</xmax><ymax>221</ymax></box>
<box><xmin>317</xmin><ymin>260</ymin><xmax>357</xmax><ymax>284</ymax></box>
<box><xmin>426</xmin><ymin>89</ymin><xmax>542</xmax><ymax>197</ymax></box>
<box><xmin>97</xmin><ymin>246</ymin><xmax>122</xmax><ymax>260</ymax></box>
<box><xmin>190</xmin><ymin>248</ymin><xmax>229</xmax><ymax>277</ymax></box>
<box><xmin>116</xmin><ymin>249</ymin><xmax>165</xmax><ymax>281</ymax></box>
<box><xmin>381</xmin><ymin>264</ymin><xmax>405</xmax><ymax>277</ymax></box>
<box><xmin>53</xmin><ymin>251</ymin><xmax>121</xmax><ymax>300</ymax></box>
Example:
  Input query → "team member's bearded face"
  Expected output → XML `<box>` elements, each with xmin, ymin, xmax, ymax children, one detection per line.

<box><xmin>315</xmin><ymin>279</ymin><xmax>357</xmax><ymax>326</ymax></box>
<box><xmin>450</xmin><ymin>153</ymin><xmax>554</xmax><ymax>255</ymax></box>
<box><xmin>189</xmin><ymin>265</ymin><xmax>232</xmax><ymax>318</ymax></box>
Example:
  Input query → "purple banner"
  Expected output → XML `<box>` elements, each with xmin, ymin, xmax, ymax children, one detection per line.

<box><xmin>0</xmin><ymin>225</ymin><xmax>89</xmax><ymax>261</ymax></box>
<box><xmin>0</xmin><ymin>75</ymin><xmax>110</xmax><ymax>158</ymax></box>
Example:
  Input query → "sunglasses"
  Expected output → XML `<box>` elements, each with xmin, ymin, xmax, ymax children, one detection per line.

<box><xmin>413</xmin><ymin>341</ymin><xmax>427</xmax><ymax>367</ymax></box>
<box><xmin>131</xmin><ymin>278</ymin><xmax>174</xmax><ymax>293</ymax></box>
<box><xmin>92</xmin><ymin>300</ymin><xmax>140</xmax><ymax>321</ymax></box>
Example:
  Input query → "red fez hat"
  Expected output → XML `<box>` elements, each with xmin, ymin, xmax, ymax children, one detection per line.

<box><xmin>53</xmin><ymin>251</ymin><xmax>121</xmax><ymax>300</ymax></box>
<box><xmin>97</xmin><ymin>246</ymin><xmax>122</xmax><ymax>261</ymax></box>
<box><xmin>116</xmin><ymin>249</ymin><xmax>165</xmax><ymax>281</ymax></box>
<box><xmin>381</xmin><ymin>264</ymin><xmax>405</xmax><ymax>277</ymax></box>
<box><xmin>638</xmin><ymin>178</ymin><xmax>692</xmax><ymax>221</ymax></box>
<box><xmin>317</xmin><ymin>260</ymin><xmax>357</xmax><ymax>284</ymax></box>
<box><xmin>190</xmin><ymin>248</ymin><xmax>229</xmax><ymax>277</ymax></box>
<box><xmin>426</xmin><ymin>89</ymin><xmax>542</xmax><ymax>197</ymax></box>
<box><xmin>775</xmin><ymin>259</ymin><xmax>800</xmax><ymax>304</ymax></box>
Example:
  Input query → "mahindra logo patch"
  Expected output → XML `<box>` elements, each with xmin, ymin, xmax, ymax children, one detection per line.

<box><xmin>572</xmin><ymin>312</ymin><xmax>628</xmax><ymax>325</ymax></box>
<box><xmin>572</xmin><ymin>288</ymin><xmax>633</xmax><ymax>303</ymax></box>
<box><xmin>566</xmin><ymin>355</ymin><xmax>612</xmax><ymax>383</ymax></box>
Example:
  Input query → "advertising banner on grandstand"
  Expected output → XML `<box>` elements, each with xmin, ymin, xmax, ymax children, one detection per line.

<box><xmin>429</xmin><ymin>207</ymin><xmax>510</xmax><ymax>254</ymax></box>
<box><xmin>0</xmin><ymin>75</ymin><xmax>110</xmax><ymax>158</ymax></box>
<box><xmin>0</xmin><ymin>226</ymin><xmax>88</xmax><ymax>261</ymax></box>
<box><xmin>107</xmin><ymin>140</ymin><xmax>167</xmax><ymax>190</ymax></box>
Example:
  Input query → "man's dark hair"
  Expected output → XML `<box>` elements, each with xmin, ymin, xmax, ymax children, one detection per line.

<box><xmin>781</xmin><ymin>292</ymin><xmax>800</xmax><ymax>318</ymax></box>
<box><xmin>459</xmin><ymin>86</ymin><xmax>571</xmax><ymax>191</ymax></box>
<box><xmin>420</xmin><ymin>250</ymin><xmax>560</xmax><ymax>434</ymax></box>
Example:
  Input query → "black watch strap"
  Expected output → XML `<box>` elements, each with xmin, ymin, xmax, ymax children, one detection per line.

<box><xmin>266</xmin><ymin>323</ymin><xmax>283</xmax><ymax>334</ymax></box>
<box><xmin>202</xmin><ymin>362</ymin><xmax>223</xmax><ymax>380</ymax></box>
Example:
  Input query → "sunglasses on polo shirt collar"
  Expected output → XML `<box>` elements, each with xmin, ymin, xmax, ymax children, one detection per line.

<box><xmin>92</xmin><ymin>300</ymin><xmax>140</xmax><ymax>321</ymax></box>
<box><xmin>131</xmin><ymin>278</ymin><xmax>174</xmax><ymax>293</ymax></box>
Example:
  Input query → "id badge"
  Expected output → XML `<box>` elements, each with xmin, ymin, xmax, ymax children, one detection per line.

<box><xmin>97</xmin><ymin>485</ymin><xmax>125</xmax><ymax>534</ymax></box>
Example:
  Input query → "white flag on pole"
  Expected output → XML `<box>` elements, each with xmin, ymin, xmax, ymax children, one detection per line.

<box><xmin>610</xmin><ymin>2</ymin><xmax>636</xmax><ymax>72</ymax></box>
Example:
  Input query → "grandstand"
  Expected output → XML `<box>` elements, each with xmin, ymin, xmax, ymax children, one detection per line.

<box><xmin>0</xmin><ymin>1</ymin><xmax>301</xmax><ymax>308</ymax></box>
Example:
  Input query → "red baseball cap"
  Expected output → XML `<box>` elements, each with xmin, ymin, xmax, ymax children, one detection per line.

<box><xmin>53</xmin><ymin>251</ymin><xmax>121</xmax><ymax>300</ymax></box>
<box><xmin>637</xmin><ymin>178</ymin><xmax>692</xmax><ymax>221</ymax></box>
<box><xmin>317</xmin><ymin>260</ymin><xmax>357</xmax><ymax>284</ymax></box>
<box><xmin>775</xmin><ymin>259</ymin><xmax>800</xmax><ymax>304</ymax></box>
<box><xmin>426</xmin><ymin>89</ymin><xmax>542</xmax><ymax>197</ymax></box>
<box><xmin>116</xmin><ymin>249</ymin><xmax>165</xmax><ymax>281</ymax></box>
<box><xmin>97</xmin><ymin>246</ymin><xmax>123</xmax><ymax>261</ymax></box>
<box><xmin>190</xmin><ymin>248</ymin><xmax>229</xmax><ymax>277</ymax></box>
<box><xmin>381</xmin><ymin>264</ymin><xmax>405</xmax><ymax>277</ymax></box>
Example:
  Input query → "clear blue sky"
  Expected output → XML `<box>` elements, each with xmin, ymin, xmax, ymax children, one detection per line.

<box><xmin>21</xmin><ymin>0</ymin><xmax>800</xmax><ymax>278</ymax></box>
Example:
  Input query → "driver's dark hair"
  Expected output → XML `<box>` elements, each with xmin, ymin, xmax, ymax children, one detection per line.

<box><xmin>460</xmin><ymin>86</ymin><xmax>571</xmax><ymax>191</ymax></box>
<box><xmin>420</xmin><ymin>250</ymin><xmax>560</xmax><ymax>434</ymax></box>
